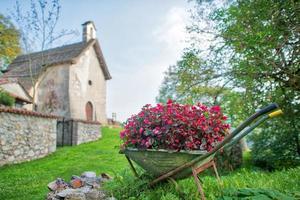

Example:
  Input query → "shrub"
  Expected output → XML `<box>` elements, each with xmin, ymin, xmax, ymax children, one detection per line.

<box><xmin>120</xmin><ymin>100</ymin><xmax>230</xmax><ymax>152</ymax></box>
<box><xmin>216</xmin><ymin>142</ymin><xmax>243</xmax><ymax>171</ymax></box>
<box><xmin>249</xmin><ymin>118</ymin><xmax>300</xmax><ymax>170</ymax></box>
<box><xmin>0</xmin><ymin>90</ymin><xmax>15</xmax><ymax>107</ymax></box>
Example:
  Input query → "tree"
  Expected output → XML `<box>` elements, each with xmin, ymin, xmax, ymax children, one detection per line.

<box><xmin>157</xmin><ymin>50</ymin><xmax>247</xmax><ymax>126</ymax></box>
<box><xmin>158</xmin><ymin>0</ymin><xmax>299</xmax><ymax>168</ymax></box>
<box><xmin>0</xmin><ymin>14</ymin><xmax>20</xmax><ymax>71</ymax></box>
<box><xmin>9</xmin><ymin>0</ymin><xmax>76</xmax><ymax>110</ymax></box>
<box><xmin>11</xmin><ymin>0</ymin><xmax>75</xmax><ymax>52</ymax></box>
<box><xmin>157</xmin><ymin>51</ymin><xmax>246</xmax><ymax>170</ymax></box>
<box><xmin>211</xmin><ymin>0</ymin><xmax>300</xmax><ymax>169</ymax></box>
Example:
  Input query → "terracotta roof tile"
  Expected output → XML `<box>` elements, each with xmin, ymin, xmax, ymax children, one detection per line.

<box><xmin>0</xmin><ymin>107</ymin><xmax>61</xmax><ymax>119</ymax></box>
<box><xmin>59</xmin><ymin>118</ymin><xmax>101</xmax><ymax>125</ymax></box>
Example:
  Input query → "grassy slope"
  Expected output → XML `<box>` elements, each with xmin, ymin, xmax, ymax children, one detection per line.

<box><xmin>0</xmin><ymin>127</ymin><xmax>125</xmax><ymax>200</ymax></box>
<box><xmin>0</xmin><ymin>127</ymin><xmax>299</xmax><ymax>200</ymax></box>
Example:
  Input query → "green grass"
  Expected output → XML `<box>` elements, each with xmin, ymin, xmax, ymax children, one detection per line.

<box><xmin>104</xmin><ymin>166</ymin><xmax>300</xmax><ymax>199</ymax></box>
<box><xmin>0</xmin><ymin>127</ymin><xmax>126</xmax><ymax>200</ymax></box>
<box><xmin>0</xmin><ymin>127</ymin><xmax>299</xmax><ymax>200</ymax></box>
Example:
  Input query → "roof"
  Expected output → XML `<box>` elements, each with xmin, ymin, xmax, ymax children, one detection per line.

<box><xmin>0</xmin><ymin>107</ymin><xmax>60</xmax><ymax>119</ymax></box>
<box><xmin>2</xmin><ymin>39</ymin><xmax>111</xmax><ymax>91</ymax></box>
<box><xmin>5</xmin><ymin>91</ymin><xmax>32</xmax><ymax>104</ymax></box>
<box><xmin>0</xmin><ymin>78</ymin><xmax>18</xmax><ymax>85</ymax></box>
<box><xmin>0</xmin><ymin>78</ymin><xmax>33</xmax><ymax>103</ymax></box>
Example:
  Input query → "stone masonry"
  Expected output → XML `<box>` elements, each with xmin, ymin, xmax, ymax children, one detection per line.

<box><xmin>57</xmin><ymin>119</ymin><xmax>101</xmax><ymax>146</ymax></box>
<box><xmin>75</xmin><ymin>121</ymin><xmax>101</xmax><ymax>145</ymax></box>
<box><xmin>0</xmin><ymin>108</ymin><xmax>57</xmax><ymax>166</ymax></box>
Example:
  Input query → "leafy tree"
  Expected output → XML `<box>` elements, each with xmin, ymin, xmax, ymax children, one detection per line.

<box><xmin>210</xmin><ymin>0</ymin><xmax>300</xmax><ymax>169</ymax></box>
<box><xmin>157</xmin><ymin>51</ymin><xmax>246</xmax><ymax>170</ymax></box>
<box><xmin>158</xmin><ymin>0</ymin><xmax>300</xmax><ymax>169</ymax></box>
<box><xmin>0</xmin><ymin>14</ymin><xmax>20</xmax><ymax>70</ymax></box>
<box><xmin>157</xmin><ymin>51</ymin><xmax>247</xmax><ymax>126</ymax></box>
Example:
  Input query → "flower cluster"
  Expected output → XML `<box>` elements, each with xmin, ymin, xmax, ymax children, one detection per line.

<box><xmin>120</xmin><ymin>100</ymin><xmax>230</xmax><ymax>152</ymax></box>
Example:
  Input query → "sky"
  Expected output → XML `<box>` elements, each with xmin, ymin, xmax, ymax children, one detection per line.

<box><xmin>0</xmin><ymin>0</ymin><xmax>194</xmax><ymax>122</ymax></box>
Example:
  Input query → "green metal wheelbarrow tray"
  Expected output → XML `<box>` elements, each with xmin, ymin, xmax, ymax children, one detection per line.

<box><xmin>120</xmin><ymin>103</ymin><xmax>283</xmax><ymax>199</ymax></box>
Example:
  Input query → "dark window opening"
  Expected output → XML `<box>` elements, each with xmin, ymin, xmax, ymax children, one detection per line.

<box><xmin>88</xmin><ymin>80</ymin><xmax>92</xmax><ymax>85</ymax></box>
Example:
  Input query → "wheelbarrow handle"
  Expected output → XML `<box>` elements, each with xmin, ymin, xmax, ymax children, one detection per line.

<box><xmin>257</xmin><ymin>103</ymin><xmax>279</xmax><ymax>116</ymax></box>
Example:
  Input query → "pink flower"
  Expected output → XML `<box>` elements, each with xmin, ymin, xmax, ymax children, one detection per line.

<box><xmin>119</xmin><ymin>99</ymin><xmax>229</xmax><ymax>151</ymax></box>
<box><xmin>139</xmin><ymin>128</ymin><xmax>144</xmax><ymax>134</ymax></box>
<box><xmin>120</xmin><ymin>130</ymin><xmax>126</xmax><ymax>139</ymax></box>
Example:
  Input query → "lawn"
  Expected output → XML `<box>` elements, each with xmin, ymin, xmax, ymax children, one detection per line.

<box><xmin>0</xmin><ymin>127</ymin><xmax>299</xmax><ymax>200</ymax></box>
<box><xmin>0</xmin><ymin>127</ymin><xmax>126</xmax><ymax>200</ymax></box>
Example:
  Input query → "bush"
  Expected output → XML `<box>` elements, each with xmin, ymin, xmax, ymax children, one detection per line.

<box><xmin>120</xmin><ymin>100</ymin><xmax>230</xmax><ymax>151</ymax></box>
<box><xmin>0</xmin><ymin>90</ymin><xmax>15</xmax><ymax>106</ymax></box>
<box><xmin>216</xmin><ymin>142</ymin><xmax>243</xmax><ymax>171</ymax></box>
<box><xmin>249</xmin><ymin>117</ymin><xmax>300</xmax><ymax>170</ymax></box>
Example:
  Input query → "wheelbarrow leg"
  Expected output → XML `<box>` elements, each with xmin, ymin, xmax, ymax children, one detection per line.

<box><xmin>212</xmin><ymin>160</ymin><xmax>221</xmax><ymax>183</ymax></box>
<box><xmin>125</xmin><ymin>155</ymin><xmax>139</xmax><ymax>177</ymax></box>
<box><xmin>192</xmin><ymin>168</ymin><xmax>206</xmax><ymax>200</ymax></box>
<box><xmin>191</xmin><ymin>159</ymin><xmax>221</xmax><ymax>200</ymax></box>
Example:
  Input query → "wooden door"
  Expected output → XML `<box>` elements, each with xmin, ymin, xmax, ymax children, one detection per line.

<box><xmin>85</xmin><ymin>102</ymin><xmax>93</xmax><ymax>121</ymax></box>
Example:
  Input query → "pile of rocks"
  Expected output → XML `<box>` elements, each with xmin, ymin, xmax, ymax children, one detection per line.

<box><xmin>46</xmin><ymin>171</ymin><xmax>116</xmax><ymax>200</ymax></box>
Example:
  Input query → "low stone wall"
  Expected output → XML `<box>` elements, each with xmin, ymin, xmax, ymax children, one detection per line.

<box><xmin>57</xmin><ymin>119</ymin><xmax>101</xmax><ymax>146</ymax></box>
<box><xmin>75</xmin><ymin>120</ymin><xmax>101</xmax><ymax>145</ymax></box>
<box><xmin>0</xmin><ymin>108</ymin><xmax>58</xmax><ymax>166</ymax></box>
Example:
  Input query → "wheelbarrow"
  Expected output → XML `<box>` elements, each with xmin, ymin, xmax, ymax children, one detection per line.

<box><xmin>120</xmin><ymin>103</ymin><xmax>283</xmax><ymax>199</ymax></box>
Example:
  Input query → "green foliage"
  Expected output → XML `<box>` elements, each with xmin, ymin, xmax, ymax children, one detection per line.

<box><xmin>156</xmin><ymin>51</ymin><xmax>248</xmax><ymax>127</ymax></box>
<box><xmin>0</xmin><ymin>90</ymin><xmax>15</xmax><ymax>106</ymax></box>
<box><xmin>249</xmin><ymin>118</ymin><xmax>300</xmax><ymax>170</ymax></box>
<box><xmin>104</xmin><ymin>166</ymin><xmax>300</xmax><ymax>200</ymax></box>
<box><xmin>210</xmin><ymin>0</ymin><xmax>300</xmax><ymax>169</ymax></box>
<box><xmin>219</xmin><ymin>188</ymin><xmax>298</xmax><ymax>200</ymax></box>
<box><xmin>157</xmin><ymin>51</ymin><xmax>227</xmax><ymax>105</ymax></box>
<box><xmin>215</xmin><ymin>143</ymin><xmax>243</xmax><ymax>171</ymax></box>
<box><xmin>158</xmin><ymin>0</ymin><xmax>300</xmax><ymax>169</ymax></box>
<box><xmin>0</xmin><ymin>14</ymin><xmax>20</xmax><ymax>69</ymax></box>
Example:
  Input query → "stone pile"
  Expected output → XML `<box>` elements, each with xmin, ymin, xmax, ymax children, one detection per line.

<box><xmin>46</xmin><ymin>171</ymin><xmax>116</xmax><ymax>200</ymax></box>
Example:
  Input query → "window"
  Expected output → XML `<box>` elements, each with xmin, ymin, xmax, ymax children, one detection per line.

<box><xmin>85</xmin><ymin>101</ymin><xmax>93</xmax><ymax>121</ymax></box>
<box><xmin>88</xmin><ymin>80</ymin><xmax>92</xmax><ymax>85</ymax></box>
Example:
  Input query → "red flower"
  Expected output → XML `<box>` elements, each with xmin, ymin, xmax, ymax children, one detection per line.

<box><xmin>211</xmin><ymin>105</ymin><xmax>221</xmax><ymax>113</ymax></box>
<box><xmin>120</xmin><ymin>100</ymin><xmax>230</xmax><ymax>151</ymax></box>
<box><xmin>167</xmin><ymin>99</ymin><xmax>173</xmax><ymax>104</ymax></box>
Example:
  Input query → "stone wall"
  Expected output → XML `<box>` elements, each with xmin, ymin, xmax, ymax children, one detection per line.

<box><xmin>75</xmin><ymin>120</ymin><xmax>101</xmax><ymax>145</ymax></box>
<box><xmin>57</xmin><ymin>119</ymin><xmax>101</xmax><ymax>146</ymax></box>
<box><xmin>0</xmin><ymin>108</ymin><xmax>57</xmax><ymax>166</ymax></box>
